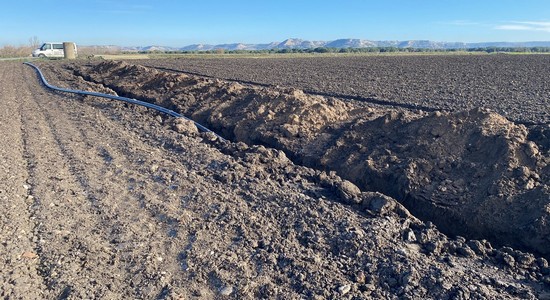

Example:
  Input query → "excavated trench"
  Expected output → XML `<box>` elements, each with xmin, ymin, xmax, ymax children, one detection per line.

<box><xmin>48</xmin><ymin>61</ymin><xmax>550</xmax><ymax>258</ymax></box>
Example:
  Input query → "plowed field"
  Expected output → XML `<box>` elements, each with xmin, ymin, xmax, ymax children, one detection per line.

<box><xmin>1</xmin><ymin>57</ymin><xmax>549</xmax><ymax>299</ymax></box>
<box><xmin>136</xmin><ymin>55</ymin><xmax>550</xmax><ymax>125</ymax></box>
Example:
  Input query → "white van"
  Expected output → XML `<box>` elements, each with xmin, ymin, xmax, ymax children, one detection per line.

<box><xmin>32</xmin><ymin>42</ymin><xmax>77</xmax><ymax>58</ymax></box>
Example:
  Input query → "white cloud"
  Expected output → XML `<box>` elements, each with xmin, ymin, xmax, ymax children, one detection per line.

<box><xmin>495</xmin><ymin>21</ymin><xmax>550</xmax><ymax>32</ymax></box>
<box><xmin>495</xmin><ymin>25</ymin><xmax>533</xmax><ymax>30</ymax></box>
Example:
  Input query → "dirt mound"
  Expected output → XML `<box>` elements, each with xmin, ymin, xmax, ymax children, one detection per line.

<box><xmin>316</xmin><ymin>109</ymin><xmax>549</xmax><ymax>254</ymax></box>
<box><xmin>65</xmin><ymin>60</ymin><xmax>550</xmax><ymax>257</ymax></box>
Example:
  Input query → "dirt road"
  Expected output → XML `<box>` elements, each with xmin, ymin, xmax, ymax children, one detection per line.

<box><xmin>1</xmin><ymin>61</ymin><xmax>549</xmax><ymax>299</ymax></box>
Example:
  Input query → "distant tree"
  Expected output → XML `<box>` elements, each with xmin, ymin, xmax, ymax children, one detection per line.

<box><xmin>29</xmin><ymin>36</ymin><xmax>40</xmax><ymax>49</ymax></box>
<box><xmin>313</xmin><ymin>47</ymin><xmax>329</xmax><ymax>53</ymax></box>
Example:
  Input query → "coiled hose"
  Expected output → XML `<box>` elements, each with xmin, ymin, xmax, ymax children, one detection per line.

<box><xmin>24</xmin><ymin>62</ymin><xmax>225</xmax><ymax>142</ymax></box>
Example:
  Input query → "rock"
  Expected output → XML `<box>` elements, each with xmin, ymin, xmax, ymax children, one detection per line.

<box><xmin>467</xmin><ymin>240</ymin><xmax>486</xmax><ymax>256</ymax></box>
<box><xmin>172</xmin><ymin>118</ymin><xmax>199</xmax><ymax>136</ymax></box>
<box><xmin>362</xmin><ymin>193</ymin><xmax>396</xmax><ymax>215</ymax></box>
<box><xmin>275</xmin><ymin>150</ymin><xmax>289</xmax><ymax>163</ymax></box>
<box><xmin>355</xmin><ymin>271</ymin><xmax>366</xmax><ymax>284</ymax></box>
<box><xmin>424</xmin><ymin>241</ymin><xmax>441</xmax><ymax>254</ymax></box>
<box><xmin>317</xmin><ymin>171</ymin><xmax>334</xmax><ymax>187</ymax></box>
<box><xmin>417</xmin><ymin>232</ymin><xmax>429</xmax><ymax>244</ymax></box>
<box><xmin>201</xmin><ymin>131</ymin><xmax>219</xmax><ymax>142</ymax></box>
<box><xmin>338</xmin><ymin>284</ymin><xmax>351</xmax><ymax>295</ymax></box>
<box><xmin>537</xmin><ymin>257</ymin><xmax>549</xmax><ymax>268</ymax></box>
<box><xmin>403</xmin><ymin>229</ymin><xmax>417</xmax><ymax>242</ymax></box>
<box><xmin>514</xmin><ymin>166</ymin><xmax>531</xmax><ymax>179</ymax></box>
<box><xmin>21</xmin><ymin>251</ymin><xmax>38</xmax><ymax>259</ymax></box>
<box><xmin>525</xmin><ymin>141</ymin><xmax>540</xmax><ymax>157</ymax></box>
<box><xmin>499</xmin><ymin>247</ymin><xmax>515</xmax><ymax>256</ymax></box>
<box><xmin>337</xmin><ymin>180</ymin><xmax>362</xmax><ymax>204</ymax></box>
<box><xmin>235</xmin><ymin>142</ymin><xmax>249</xmax><ymax>151</ymax></box>
<box><xmin>502</xmin><ymin>254</ymin><xmax>515</xmax><ymax>268</ymax></box>
<box><xmin>456</xmin><ymin>246</ymin><xmax>476</xmax><ymax>258</ymax></box>
<box><xmin>517</xmin><ymin>253</ymin><xmax>535</xmax><ymax>267</ymax></box>
<box><xmin>399</xmin><ymin>269</ymin><xmax>419</xmax><ymax>287</ymax></box>
<box><xmin>219</xmin><ymin>285</ymin><xmax>233</xmax><ymax>296</ymax></box>
<box><xmin>364</xmin><ymin>284</ymin><xmax>376</xmax><ymax>291</ymax></box>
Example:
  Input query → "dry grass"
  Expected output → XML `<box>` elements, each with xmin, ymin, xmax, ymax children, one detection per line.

<box><xmin>0</xmin><ymin>45</ymin><xmax>33</xmax><ymax>58</ymax></box>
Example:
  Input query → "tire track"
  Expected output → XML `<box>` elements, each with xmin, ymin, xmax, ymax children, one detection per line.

<box><xmin>20</xmin><ymin>64</ymin><xmax>213</xmax><ymax>298</ymax></box>
<box><xmin>0</xmin><ymin>62</ymin><xmax>47</xmax><ymax>299</ymax></box>
<box><xmin>19</xmin><ymin>65</ymin><xmax>179</xmax><ymax>298</ymax></box>
<box><xmin>19</xmin><ymin>64</ymin><xmax>126</xmax><ymax>298</ymax></box>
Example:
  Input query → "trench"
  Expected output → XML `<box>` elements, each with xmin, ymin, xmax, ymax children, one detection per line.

<box><xmin>41</xmin><ymin>61</ymin><xmax>550</xmax><ymax>258</ymax></box>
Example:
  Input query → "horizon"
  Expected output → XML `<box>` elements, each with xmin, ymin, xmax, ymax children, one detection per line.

<box><xmin>76</xmin><ymin>37</ymin><xmax>550</xmax><ymax>49</ymax></box>
<box><xmin>1</xmin><ymin>0</ymin><xmax>549</xmax><ymax>47</ymax></box>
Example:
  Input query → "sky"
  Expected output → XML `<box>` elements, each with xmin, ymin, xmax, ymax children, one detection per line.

<box><xmin>1</xmin><ymin>0</ymin><xmax>550</xmax><ymax>47</ymax></box>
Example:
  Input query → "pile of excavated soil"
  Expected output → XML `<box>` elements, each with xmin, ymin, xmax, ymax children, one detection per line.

<box><xmin>27</xmin><ymin>60</ymin><xmax>550</xmax><ymax>298</ymax></box>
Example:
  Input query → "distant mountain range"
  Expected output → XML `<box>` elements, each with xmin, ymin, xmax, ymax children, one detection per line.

<box><xmin>83</xmin><ymin>38</ymin><xmax>550</xmax><ymax>52</ymax></box>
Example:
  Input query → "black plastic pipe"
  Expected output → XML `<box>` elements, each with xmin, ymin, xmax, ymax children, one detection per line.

<box><xmin>24</xmin><ymin>62</ymin><xmax>225</xmax><ymax>142</ymax></box>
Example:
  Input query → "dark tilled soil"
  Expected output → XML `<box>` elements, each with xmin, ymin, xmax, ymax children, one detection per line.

<box><xmin>134</xmin><ymin>55</ymin><xmax>550</xmax><ymax>125</ymax></box>
<box><xmin>4</xmin><ymin>59</ymin><xmax>547</xmax><ymax>299</ymax></box>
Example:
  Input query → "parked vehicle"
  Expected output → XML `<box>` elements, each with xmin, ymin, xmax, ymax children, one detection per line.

<box><xmin>32</xmin><ymin>42</ymin><xmax>77</xmax><ymax>58</ymax></box>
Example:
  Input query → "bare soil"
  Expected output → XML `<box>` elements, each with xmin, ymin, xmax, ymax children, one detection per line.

<box><xmin>58</xmin><ymin>59</ymin><xmax>550</xmax><ymax>256</ymax></box>
<box><xmin>135</xmin><ymin>55</ymin><xmax>550</xmax><ymax>125</ymax></box>
<box><xmin>0</xmin><ymin>58</ymin><xmax>548</xmax><ymax>299</ymax></box>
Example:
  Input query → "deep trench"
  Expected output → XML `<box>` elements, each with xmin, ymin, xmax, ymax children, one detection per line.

<box><xmin>67</xmin><ymin>65</ymin><xmax>548</xmax><ymax>258</ymax></box>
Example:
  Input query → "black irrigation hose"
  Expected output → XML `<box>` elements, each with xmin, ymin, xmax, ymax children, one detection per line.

<box><xmin>23</xmin><ymin>62</ymin><xmax>226</xmax><ymax>142</ymax></box>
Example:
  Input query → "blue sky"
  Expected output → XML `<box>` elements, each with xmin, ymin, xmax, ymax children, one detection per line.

<box><xmin>1</xmin><ymin>0</ymin><xmax>549</xmax><ymax>46</ymax></box>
